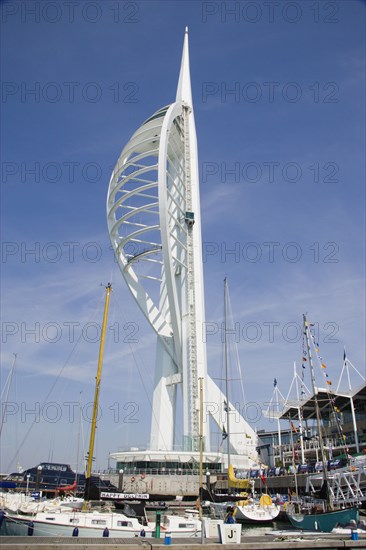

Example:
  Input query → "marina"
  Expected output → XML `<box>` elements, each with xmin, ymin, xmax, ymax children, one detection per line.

<box><xmin>1</xmin><ymin>4</ymin><xmax>365</xmax><ymax>549</ymax></box>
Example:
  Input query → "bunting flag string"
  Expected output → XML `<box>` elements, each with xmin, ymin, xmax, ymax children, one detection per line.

<box><xmin>308</xmin><ymin>322</ymin><xmax>350</xmax><ymax>454</ymax></box>
<box><xmin>302</xmin><ymin>319</ymin><xmax>351</xmax><ymax>460</ymax></box>
<box><xmin>310</xmin><ymin>332</ymin><xmax>334</xmax><ymax>389</ymax></box>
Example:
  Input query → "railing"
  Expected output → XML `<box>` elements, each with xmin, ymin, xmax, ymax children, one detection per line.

<box><xmin>99</xmin><ymin>467</ymin><xmax>222</xmax><ymax>476</ymax></box>
<box><xmin>274</xmin><ymin>436</ymin><xmax>359</xmax><ymax>456</ymax></box>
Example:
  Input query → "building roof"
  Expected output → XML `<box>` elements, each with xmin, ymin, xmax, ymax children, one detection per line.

<box><xmin>279</xmin><ymin>382</ymin><xmax>366</xmax><ymax>422</ymax></box>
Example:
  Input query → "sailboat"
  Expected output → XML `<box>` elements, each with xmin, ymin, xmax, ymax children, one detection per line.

<box><xmin>286</xmin><ymin>314</ymin><xmax>359</xmax><ymax>532</ymax></box>
<box><xmin>211</xmin><ymin>279</ymin><xmax>280</xmax><ymax>524</ymax></box>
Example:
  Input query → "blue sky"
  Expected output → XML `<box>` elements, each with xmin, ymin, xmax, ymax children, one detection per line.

<box><xmin>1</xmin><ymin>0</ymin><xmax>365</xmax><ymax>473</ymax></box>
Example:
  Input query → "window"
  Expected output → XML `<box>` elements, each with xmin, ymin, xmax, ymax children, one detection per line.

<box><xmin>178</xmin><ymin>523</ymin><xmax>195</xmax><ymax>528</ymax></box>
<box><xmin>45</xmin><ymin>517</ymin><xmax>55</xmax><ymax>521</ymax></box>
<box><xmin>91</xmin><ymin>520</ymin><xmax>107</xmax><ymax>525</ymax></box>
<box><xmin>117</xmin><ymin>521</ymin><xmax>133</xmax><ymax>527</ymax></box>
<box><xmin>69</xmin><ymin>519</ymin><xmax>79</xmax><ymax>524</ymax></box>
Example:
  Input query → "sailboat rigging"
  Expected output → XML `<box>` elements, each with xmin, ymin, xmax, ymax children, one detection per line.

<box><xmin>214</xmin><ymin>278</ymin><xmax>280</xmax><ymax>523</ymax></box>
<box><xmin>286</xmin><ymin>314</ymin><xmax>359</xmax><ymax>532</ymax></box>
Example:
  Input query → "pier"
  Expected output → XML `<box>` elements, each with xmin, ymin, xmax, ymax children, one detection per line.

<box><xmin>0</xmin><ymin>535</ymin><xmax>365</xmax><ymax>550</ymax></box>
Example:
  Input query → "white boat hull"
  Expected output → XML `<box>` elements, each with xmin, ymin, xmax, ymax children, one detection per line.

<box><xmin>4</xmin><ymin>513</ymin><xmax>151</xmax><ymax>538</ymax></box>
<box><xmin>3</xmin><ymin>510</ymin><xmax>202</xmax><ymax>538</ymax></box>
<box><xmin>235</xmin><ymin>503</ymin><xmax>280</xmax><ymax>524</ymax></box>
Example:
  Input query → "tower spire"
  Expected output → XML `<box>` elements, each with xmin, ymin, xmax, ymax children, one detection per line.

<box><xmin>176</xmin><ymin>27</ymin><xmax>192</xmax><ymax>106</ymax></box>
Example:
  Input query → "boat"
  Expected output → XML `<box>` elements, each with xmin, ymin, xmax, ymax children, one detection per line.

<box><xmin>286</xmin><ymin>314</ymin><xmax>359</xmax><ymax>532</ymax></box>
<box><xmin>215</xmin><ymin>466</ymin><xmax>280</xmax><ymax>524</ymax></box>
<box><xmin>2</xmin><ymin>508</ymin><xmax>202</xmax><ymax>538</ymax></box>
<box><xmin>234</xmin><ymin>494</ymin><xmax>281</xmax><ymax>524</ymax></box>
<box><xmin>2</xmin><ymin>509</ymin><xmax>153</xmax><ymax>537</ymax></box>
<box><xmin>286</xmin><ymin>503</ymin><xmax>359</xmax><ymax>532</ymax></box>
<box><xmin>3</xmin><ymin>461</ymin><xmax>117</xmax><ymax>496</ymax></box>
<box><xmin>224</xmin><ymin>279</ymin><xmax>279</xmax><ymax>524</ymax></box>
<box><xmin>205</xmin><ymin>279</ymin><xmax>280</xmax><ymax>525</ymax></box>
<box><xmin>0</xmin><ymin>492</ymin><xmax>84</xmax><ymax>514</ymax></box>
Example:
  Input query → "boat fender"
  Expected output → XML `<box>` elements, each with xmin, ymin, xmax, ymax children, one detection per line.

<box><xmin>140</xmin><ymin>473</ymin><xmax>146</xmax><ymax>479</ymax></box>
<box><xmin>140</xmin><ymin>528</ymin><xmax>146</xmax><ymax>537</ymax></box>
<box><xmin>103</xmin><ymin>527</ymin><xmax>109</xmax><ymax>537</ymax></box>
<box><xmin>131</xmin><ymin>476</ymin><xmax>136</xmax><ymax>482</ymax></box>
<box><xmin>0</xmin><ymin>511</ymin><xmax>4</xmax><ymax>528</ymax></box>
<box><xmin>72</xmin><ymin>527</ymin><xmax>79</xmax><ymax>537</ymax></box>
<box><xmin>28</xmin><ymin>521</ymin><xmax>34</xmax><ymax>536</ymax></box>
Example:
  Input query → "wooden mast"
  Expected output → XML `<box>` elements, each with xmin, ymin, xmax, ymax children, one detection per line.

<box><xmin>84</xmin><ymin>283</ymin><xmax>112</xmax><ymax>505</ymax></box>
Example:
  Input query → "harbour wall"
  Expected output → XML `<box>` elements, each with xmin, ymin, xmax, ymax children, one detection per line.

<box><xmin>101</xmin><ymin>472</ymin><xmax>309</xmax><ymax>497</ymax></box>
<box><xmin>0</xmin><ymin>535</ymin><xmax>365</xmax><ymax>549</ymax></box>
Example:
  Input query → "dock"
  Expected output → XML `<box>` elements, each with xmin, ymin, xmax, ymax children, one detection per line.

<box><xmin>0</xmin><ymin>534</ymin><xmax>365</xmax><ymax>550</ymax></box>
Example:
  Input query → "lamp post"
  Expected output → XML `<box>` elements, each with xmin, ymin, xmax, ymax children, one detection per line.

<box><xmin>206</xmin><ymin>470</ymin><xmax>210</xmax><ymax>490</ymax></box>
<box><xmin>118</xmin><ymin>469</ymin><xmax>124</xmax><ymax>492</ymax></box>
<box><xmin>26</xmin><ymin>474</ymin><xmax>30</xmax><ymax>496</ymax></box>
<box><xmin>36</xmin><ymin>465</ymin><xmax>42</xmax><ymax>491</ymax></box>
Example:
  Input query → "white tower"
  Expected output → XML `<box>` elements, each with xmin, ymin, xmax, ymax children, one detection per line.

<box><xmin>107</xmin><ymin>30</ymin><xmax>258</xmax><ymax>463</ymax></box>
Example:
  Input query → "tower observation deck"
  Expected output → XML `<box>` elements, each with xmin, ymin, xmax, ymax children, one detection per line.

<box><xmin>107</xmin><ymin>29</ymin><xmax>259</xmax><ymax>470</ymax></box>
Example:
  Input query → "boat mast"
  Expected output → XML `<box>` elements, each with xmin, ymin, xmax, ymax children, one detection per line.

<box><xmin>84</xmin><ymin>283</ymin><xmax>112</xmax><ymax>504</ymax></box>
<box><xmin>303</xmin><ymin>313</ymin><xmax>332</xmax><ymax>508</ymax></box>
<box><xmin>0</xmin><ymin>353</ymin><xmax>17</xmax><ymax>437</ymax></box>
<box><xmin>224</xmin><ymin>277</ymin><xmax>231</xmax><ymax>470</ymax></box>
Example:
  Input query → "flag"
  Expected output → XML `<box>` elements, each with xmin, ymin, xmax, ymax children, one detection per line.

<box><xmin>222</xmin><ymin>426</ymin><xmax>228</xmax><ymax>441</ymax></box>
<box><xmin>343</xmin><ymin>348</ymin><xmax>347</xmax><ymax>362</ymax></box>
<box><xmin>290</xmin><ymin>421</ymin><xmax>298</xmax><ymax>433</ymax></box>
<box><xmin>321</xmin><ymin>363</ymin><xmax>327</xmax><ymax>369</ymax></box>
<box><xmin>326</xmin><ymin>380</ymin><xmax>332</xmax><ymax>386</ymax></box>
<box><xmin>274</xmin><ymin>378</ymin><xmax>277</xmax><ymax>387</ymax></box>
